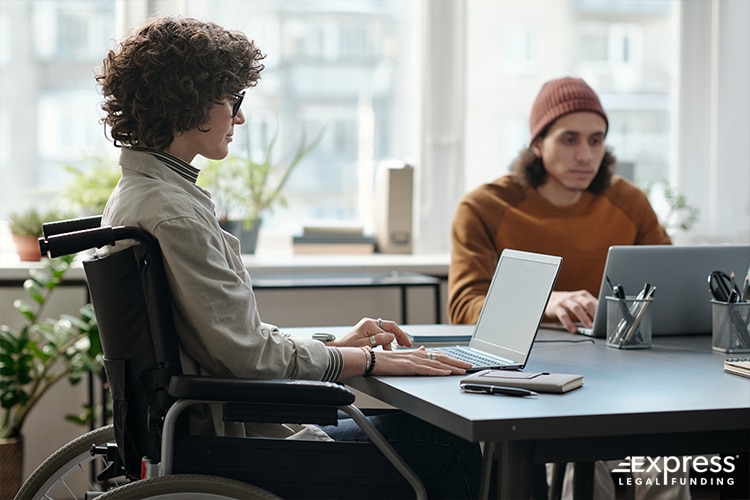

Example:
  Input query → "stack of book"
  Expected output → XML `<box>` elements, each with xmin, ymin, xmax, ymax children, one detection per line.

<box><xmin>292</xmin><ymin>224</ymin><xmax>376</xmax><ymax>255</ymax></box>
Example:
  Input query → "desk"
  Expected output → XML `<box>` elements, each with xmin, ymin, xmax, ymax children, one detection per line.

<box><xmin>1</xmin><ymin>256</ymin><xmax>448</xmax><ymax>325</ymax></box>
<box><xmin>253</xmin><ymin>272</ymin><xmax>442</xmax><ymax>324</ymax></box>
<box><xmin>289</xmin><ymin>325</ymin><xmax>750</xmax><ymax>499</ymax></box>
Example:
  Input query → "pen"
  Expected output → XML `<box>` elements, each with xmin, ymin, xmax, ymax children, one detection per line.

<box><xmin>611</xmin><ymin>282</ymin><xmax>651</xmax><ymax>345</ymax></box>
<box><xmin>622</xmin><ymin>285</ymin><xmax>656</xmax><ymax>344</ymax></box>
<box><xmin>460</xmin><ymin>383</ymin><xmax>537</xmax><ymax>397</ymax></box>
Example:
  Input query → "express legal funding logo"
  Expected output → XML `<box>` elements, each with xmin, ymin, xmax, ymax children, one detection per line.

<box><xmin>611</xmin><ymin>455</ymin><xmax>737</xmax><ymax>487</ymax></box>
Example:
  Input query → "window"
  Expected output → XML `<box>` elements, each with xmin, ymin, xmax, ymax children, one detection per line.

<box><xmin>500</xmin><ymin>26</ymin><xmax>539</xmax><ymax>76</ymax></box>
<box><xmin>465</xmin><ymin>0</ymin><xmax>675</xmax><ymax>190</ymax></box>
<box><xmin>32</xmin><ymin>2</ymin><xmax>111</xmax><ymax>61</ymax></box>
<box><xmin>0</xmin><ymin>0</ymin><xmax>117</xmax><ymax>215</ymax></box>
<box><xmin>1</xmin><ymin>0</ymin><xmax>747</xmax><ymax>253</ymax></box>
<box><xmin>0</xmin><ymin>0</ymin><xmax>420</xmax><ymax>242</ymax></box>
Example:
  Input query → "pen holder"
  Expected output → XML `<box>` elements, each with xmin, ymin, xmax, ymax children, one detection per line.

<box><xmin>606</xmin><ymin>296</ymin><xmax>653</xmax><ymax>349</ymax></box>
<box><xmin>711</xmin><ymin>300</ymin><xmax>750</xmax><ymax>353</ymax></box>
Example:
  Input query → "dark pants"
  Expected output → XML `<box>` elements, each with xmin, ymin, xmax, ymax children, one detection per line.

<box><xmin>322</xmin><ymin>410</ymin><xmax>482</xmax><ymax>499</ymax></box>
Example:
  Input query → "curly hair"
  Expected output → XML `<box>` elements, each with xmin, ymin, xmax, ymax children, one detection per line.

<box><xmin>509</xmin><ymin>147</ymin><xmax>617</xmax><ymax>194</ymax></box>
<box><xmin>96</xmin><ymin>17</ymin><xmax>265</xmax><ymax>149</ymax></box>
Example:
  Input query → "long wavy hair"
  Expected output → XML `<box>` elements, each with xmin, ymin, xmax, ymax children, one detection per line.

<box><xmin>508</xmin><ymin>145</ymin><xmax>617</xmax><ymax>194</ymax></box>
<box><xmin>96</xmin><ymin>17</ymin><xmax>266</xmax><ymax>149</ymax></box>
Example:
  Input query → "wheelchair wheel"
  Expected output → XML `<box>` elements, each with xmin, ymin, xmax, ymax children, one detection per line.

<box><xmin>15</xmin><ymin>424</ymin><xmax>127</xmax><ymax>500</ymax></box>
<box><xmin>95</xmin><ymin>473</ymin><xmax>280</xmax><ymax>499</ymax></box>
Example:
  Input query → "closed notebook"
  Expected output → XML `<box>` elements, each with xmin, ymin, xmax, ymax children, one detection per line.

<box><xmin>461</xmin><ymin>369</ymin><xmax>584</xmax><ymax>393</ymax></box>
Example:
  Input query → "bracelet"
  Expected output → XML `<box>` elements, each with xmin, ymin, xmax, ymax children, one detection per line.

<box><xmin>362</xmin><ymin>346</ymin><xmax>376</xmax><ymax>377</ymax></box>
<box><xmin>360</xmin><ymin>347</ymin><xmax>370</xmax><ymax>375</ymax></box>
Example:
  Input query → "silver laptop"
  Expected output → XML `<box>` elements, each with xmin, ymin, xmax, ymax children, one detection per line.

<box><xmin>580</xmin><ymin>244</ymin><xmax>750</xmax><ymax>338</ymax></box>
<box><xmin>431</xmin><ymin>249</ymin><xmax>562</xmax><ymax>372</ymax></box>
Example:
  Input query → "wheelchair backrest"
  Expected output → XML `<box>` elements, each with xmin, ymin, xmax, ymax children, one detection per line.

<box><xmin>81</xmin><ymin>230</ymin><xmax>183</xmax><ymax>479</ymax></box>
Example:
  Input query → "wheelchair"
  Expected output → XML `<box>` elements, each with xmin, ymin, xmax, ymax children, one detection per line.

<box><xmin>17</xmin><ymin>216</ymin><xmax>426</xmax><ymax>500</ymax></box>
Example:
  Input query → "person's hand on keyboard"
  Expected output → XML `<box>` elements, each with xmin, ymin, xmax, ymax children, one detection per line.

<box><xmin>370</xmin><ymin>346</ymin><xmax>472</xmax><ymax>376</ymax></box>
<box><xmin>545</xmin><ymin>290</ymin><xmax>597</xmax><ymax>333</ymax></box>
<box><xmin>329</xmin><ymin>317</ymin><xmax>471</xmax><ymax>377</ymax></box>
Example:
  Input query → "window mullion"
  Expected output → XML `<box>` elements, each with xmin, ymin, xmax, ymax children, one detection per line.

<box><xmin>417</xmin><ymin>0</ymin><xmax>466</xmax><ymax>252</ymax></box>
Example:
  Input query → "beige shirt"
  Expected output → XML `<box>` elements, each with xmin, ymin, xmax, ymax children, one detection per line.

<box><xmin>101</xmin><ymin>148</ymin><xmax>337</xmax><ymax>439</ymax></box>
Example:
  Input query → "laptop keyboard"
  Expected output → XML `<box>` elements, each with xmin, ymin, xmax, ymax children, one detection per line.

<box><xmin>430</xmin><ymin>346</ymin><xmax>504</xmax><ymax>367</ymax></box>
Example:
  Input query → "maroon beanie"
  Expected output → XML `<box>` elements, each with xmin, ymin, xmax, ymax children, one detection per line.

<box><xmin>529</xmin><ymin>77</ymin><xmax>608</xmax><ymax>144</ymax></box>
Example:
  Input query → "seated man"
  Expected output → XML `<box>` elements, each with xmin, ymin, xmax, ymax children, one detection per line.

<box><xmin>95</xmin><ymin>16</ymin><xmax>481</xmax><ymax>499</ymax></box>
<box><xmin>448</xmin><ymin>77</ymin><xmax>687</xmax><ymax>499</ymax></box>
<box><xmin>449</xmin><ymin>76</ymin><xmax>671</xmax><ymax>333</ymax></box>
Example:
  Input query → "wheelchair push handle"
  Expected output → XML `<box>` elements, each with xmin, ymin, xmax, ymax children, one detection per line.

<box><xmin>39</xmin><ymin>216</ymin><xmax>156</xmax><ymax>258</ymax></box>
<box><xmin>39</xmin><ymin>226</ymin><xmax>116</xmax><ymax>258</ymax></box>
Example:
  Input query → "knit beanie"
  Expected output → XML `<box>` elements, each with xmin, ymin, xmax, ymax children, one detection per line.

<box><xmin>529</xmin><ymin>77</ymin><xmax>608</xmax><ymax>144</ymax></box>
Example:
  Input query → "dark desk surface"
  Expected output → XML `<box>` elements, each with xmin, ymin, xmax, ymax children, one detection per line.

<box><xmin>290</xmin><ymin>325</ymin><xmax>750</xmax><ymax>444</ymax></box>
<box><xmin>293</xmin><ymin>324</ymin><xmax>750</xmax><ymax>461</ymax></box>
<box><xmin>363</xmin><ymin>327</ymin><xmax>749</xmax><ymax>441</ymax></box>
<box><xmin>291</xmin><ymin>325</ymin><xmax>750</xmax><ymax>498</ymax></box>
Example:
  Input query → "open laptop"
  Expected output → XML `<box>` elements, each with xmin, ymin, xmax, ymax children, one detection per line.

<box><xmin>579</xmin><ymin>244</ymin><xmax>750</xmax><ymax>338</ymax></box>
<box><xmin>430</xmin><ymin>249</ymin><xmax>562</xmax><ymax>372</ymax></box>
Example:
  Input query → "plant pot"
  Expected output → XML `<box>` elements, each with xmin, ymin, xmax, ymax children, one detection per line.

<box><xmin>12</xmin><ymin>235</ymin><xmax>41</xmax><ymax>261</ymax></box>
<box><xmin>0</xmin><ymin>435</ymin><xmax>23</xmax><ymax>499</ymax></box>
<box><xmin>219</xmin><ymin>219</ymin><xmax>261</xmax><ymax>254</ymax></box>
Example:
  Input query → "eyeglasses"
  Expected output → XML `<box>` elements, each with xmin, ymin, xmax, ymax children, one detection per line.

<box><xmin>231</xmin><ymin>91</ymin><xmax>245</xmax><ymax>117</ymax></box>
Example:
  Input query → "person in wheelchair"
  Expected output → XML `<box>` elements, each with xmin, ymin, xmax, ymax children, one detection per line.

<box><xmin>95</xmin><ymin>16</ymin><xmax>481</xmax><ymax>498</ymax></box>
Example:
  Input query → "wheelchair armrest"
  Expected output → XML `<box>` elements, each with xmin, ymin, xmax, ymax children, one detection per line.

<box><xmin>168</xmin><ymin>375</ymin><xmax>356</xmax><ymax>407</ymax></box>
<box><xmin>42</xmin><ymin>215</ymin><xmax>103</xmax><ymax>238</ymax></box>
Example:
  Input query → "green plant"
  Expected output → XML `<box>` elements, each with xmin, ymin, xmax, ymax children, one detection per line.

<box><xmin>199</xmin><ymin>125</ymin><xmax>324</xmax><ymax>230</ymax></box>
<box><xmin>639</xmin><ymin>179</ymin><xmax>700</xmax><ymax>235</ymax></box>
<box><xmin>8</xmin><ymin>208</ymin><xmax>74</xmax><ymax>237</ymax></box>
<box><xmin>0</xmin><ymin>255</ymin><xmax>102</xmax><ymax>439</ymax></box>
<box><xmin>60</xmin><ymin>154</ymin><xmax>121</xmax><ymax>216</ymax></box>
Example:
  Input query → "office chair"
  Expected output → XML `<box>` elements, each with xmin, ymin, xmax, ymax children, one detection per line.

<box><xmin>20</xmin><ymin>217</ymin><xmax>426</xmax><ymax>499</ymax></box>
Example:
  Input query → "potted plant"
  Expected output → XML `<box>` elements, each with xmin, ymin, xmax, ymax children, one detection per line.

<box><xmin>639</xmin><ymin>178</ymin><xmax>700</xmax><ymax>236</ymax></box>
<box><xmin>60</xmin><ymin>154</ymin><xmax>121</xmax><ymax>216</ymax></box>
<box><xmin>8</xmin><ymin>208</ymin><xmax>73</xmax><ymax>262</ymax></box>
<box><xmin>198</xmin><ymin>125</ymin><xmax>324</xmax><ymax>253</ymax></box>
<box><xmin>0</xmin><ymin>254</ymin><xmax>102</xmax><ymax>497</ymax></box>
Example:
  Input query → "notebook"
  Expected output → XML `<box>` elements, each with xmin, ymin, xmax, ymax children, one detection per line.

<box><xmin>580</xmin><ymin>244</ymin><xmax>750</xmax><ymax>338</ymax></box>
<box><xmin>461</xmin><ymin>369</ymin><xmax>584</xmax><ymax>393</ymax></box>
<box><xmin>430</xmin><ymin>249</ymin><xmax>562</xmax><ymax>372</ymax></box>
<box><xmin>723</xmin><ymin>358</ymin><xmax>750</xmax><ymax>379</ymax></box>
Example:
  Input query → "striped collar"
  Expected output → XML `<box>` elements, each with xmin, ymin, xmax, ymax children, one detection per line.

<box><xmin>135</xmin><ymin>148</ymin><xmax>200</xmax><ymax>184</ymax></box>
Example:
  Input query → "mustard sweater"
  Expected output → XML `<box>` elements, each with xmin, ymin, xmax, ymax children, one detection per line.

<box><xmin>448</xmin><ymin>175</ymin><xmax>671</xmax><ymax>324</ymax></box>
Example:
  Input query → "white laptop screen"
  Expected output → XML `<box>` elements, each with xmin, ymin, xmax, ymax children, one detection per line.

<box><xmin>471</xmin><ymin>250</ymin><xmax>561</xmax><ymax>364</ymax></box>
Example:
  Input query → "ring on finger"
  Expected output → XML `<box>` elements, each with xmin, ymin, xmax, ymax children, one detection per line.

<box><xmin>377</xmin><ymin>317</ymin><xmax>383</xmax><ymax>329</ymax></box>
<box><xmin>427</xmin><ymin>352</ymin><xmax>437</xmax><ymax>361</ymax></box>
<box><xmin>369</xmin><ymin>335</ymin><xmax>377</xmax><ymax>348</ymax></box>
